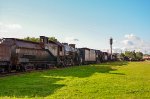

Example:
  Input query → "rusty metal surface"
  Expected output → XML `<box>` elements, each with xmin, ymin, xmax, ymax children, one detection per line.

<box><xmin>17</xmin><ymin>48</ymin><xmax>49</xmax><ymax>59</ymax></box>
<box><xmin>63</xmin><ymin>44</ymin><xmax>77</xmax><ymax>56</ymax></box>
<box><xmin>89</xmin><ymin>49</ymin><xmax>96</xmax><ymax>61</ymax></box>
<box><xmin>0</xmin><ymin>38</ymin><xmax>14</xmax><ymax>46</ymax></box>
<box><xmin>48</xmin><ymin>41</ymin><xmax>65</xmax><ymax>56</ymax></box>
<box><xmin>45</xmin><ymin>43</ymin><xmax>58</xmax><ymax>57</ymax></box>
<box><xmin>0</xmin><ymin>38</ymin><xmax>58</xmax><ymax>65</ymax></box>
<box><xmin>80</xmin><ymin>48</ymin><xmax>96</xmax><ymax>62</ymax></box>
<box><xmin>0</xmin><ymin>38</ymin><xmax>42</xmax><ymax>49</ymax></box>
<box><xmin>0</xmin><ymin>45</ymin><xmax>11</xmax><ymax>61</ymax></box>
<box><xmin>85</xmin><ymin>49</ymin><xmax>90</xmax><ymax>61</ymax></box>
<box><xmin>15</xmin><ymin>39</ymin><xmax>41</xmax><ymax>49</ymax></box>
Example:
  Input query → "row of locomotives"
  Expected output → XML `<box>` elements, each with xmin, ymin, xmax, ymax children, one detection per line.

<box><xmin>62</xmin><ymin>43</ymin><xmax>80</xmax><ymax>67</ymax></box>
<box><xmin>79</xmin><ymin>48</ymin><xmax>97</xmax><ymax>65</ymax></box>
<box><xmin>0</xmin><ymin>36</ymin><xmax>118</xmax><ymax>73</ymax></box>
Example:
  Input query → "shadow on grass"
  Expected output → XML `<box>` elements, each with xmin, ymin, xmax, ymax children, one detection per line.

<box><xmin>0</xmin><ymin>61</ymin><xmax>128</xmax><ymax>98</ymax></box>
<box><xmin>43</xmin><ymin>61</ymin><xmax>128</xmax><ymax>78</ymax></box>
<box><xmin>0</xmin><ymin>75</ymin><xmax>65</xmax><ymax>98</ymax></box>
<box><xmin>99</xmin><ymin>61</ymin><xmax>129</xmax><ymax>66</ymax></box>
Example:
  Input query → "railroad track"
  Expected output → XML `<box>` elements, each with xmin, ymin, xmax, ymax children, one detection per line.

<box><xmin>0</xmin><ymin>66</ymin><xmax>74</xmax><ymax>77</ymax></box>
<box><xmin>0</xmin><ymin>68</ymin><xmax>53</xmax><ymax>77</ymax></box>
<box><xmin>0</xmin><ymin>72</ymin><xmax>27</xmax><ymax>77</ymax></box>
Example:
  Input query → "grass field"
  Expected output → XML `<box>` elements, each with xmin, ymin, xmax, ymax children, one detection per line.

<box><xmin>0</xmin><ymin>61</ymin><xmax>150</xmax><ymax>99</ymax></box>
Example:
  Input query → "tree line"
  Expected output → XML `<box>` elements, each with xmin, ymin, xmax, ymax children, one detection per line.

<box><xmin>119</xmin><ymin>51</ymin><xmax>143</xmax><ymax>61</ymax></box>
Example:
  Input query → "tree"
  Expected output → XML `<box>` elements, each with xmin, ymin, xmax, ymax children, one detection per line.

<box><xmin>48</xmin><ymin>37</ymin><xmax>57</xmax><ymax>42</ymax></box>
<box><xmin>125</xmin><ymin>51</ymin><xmax>136</xmax><ymax>61</ymax></box>
<box><xmin>120</xmin><ymin>53</ymin><xmax>125</xmax><ymax>60</ymax></box>
<box><xmin>136</xmin><ymin>52</ymin><xmax>143</xmax><ymax>60</ymax></box>
<box><xmin>124</xmin><ymin>51</ymin><xmax>143</xmax><ymax>61</ymax></box>
<box><xmin>23</xmin><ymin>36</ymin><xmax>58</xmax><ymax>42</ymax></box>
<box><xmin>23</xmin><ymin>37</ymin><xmax>40</xmax><ymax>42</ymax></box>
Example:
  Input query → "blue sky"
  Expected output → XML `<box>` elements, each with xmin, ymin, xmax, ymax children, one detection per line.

<box><xmin>0</xmin><ymin>0</ymin><xmax>150</xmax><ymax>53</ymax></box>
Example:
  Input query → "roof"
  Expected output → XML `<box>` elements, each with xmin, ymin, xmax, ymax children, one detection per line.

<box><xmin>49</xmin><ymin>40</ymin><xmax>63</xmax><ymax>47</ymax></box>
<box><xmin>4</xmin><ymin>38</ymin><xmax>40</xmax><ymax>44</ymax></box>
<box><xmin>3</xmin><ymin>38</ymin><xmax>42</xmax><ymax>49</ymax></box>
<box><xmin>79</xmin><ymin>47</ymin><xmax>90</xmax><ymax>50</ymax></box>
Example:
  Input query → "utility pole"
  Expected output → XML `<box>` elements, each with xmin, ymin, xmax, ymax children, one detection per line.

<box><xmin>110</xmin><ymin>37</ymin><xmax>113</xmax><ymax>60</ymax></box>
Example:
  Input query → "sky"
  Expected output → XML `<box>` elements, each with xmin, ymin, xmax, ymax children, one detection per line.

<box><xmin>0</xmin><ymin>0</ymin><xmax>150</xmax><ymax>54</ymax></box>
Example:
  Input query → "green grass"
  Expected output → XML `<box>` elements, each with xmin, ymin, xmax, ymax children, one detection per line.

<box><xmin>0</xmin><ymin>61</ymin><xmax>150</xmax><ymax>99</ymax></box>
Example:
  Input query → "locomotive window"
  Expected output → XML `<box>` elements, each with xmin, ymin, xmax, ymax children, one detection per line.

<box><xmin>46</xmin><ymin>38</ymin><xmax>48</xmax><ymax>43</ymax></box>
<box><xmin>41</xmin><ymin>39</ymin><xmax>44</xmax><ymax>42</ymax></box>
<box><xmin>60</xmin><ymin>47</ymin><xmax>62</xmax><ymax>51</ymax></box>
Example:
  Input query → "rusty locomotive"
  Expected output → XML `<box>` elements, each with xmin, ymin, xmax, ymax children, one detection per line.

<box><xmin>0</xmin><ymin>36</ymin><xmax>113</xmax><ymax>73</ymax></box>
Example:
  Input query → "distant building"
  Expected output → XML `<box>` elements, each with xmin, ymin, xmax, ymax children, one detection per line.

<box><xmin>143</xmin><ymin>55</ymin><xmax>150</xmax><ymax>60</ymax></box>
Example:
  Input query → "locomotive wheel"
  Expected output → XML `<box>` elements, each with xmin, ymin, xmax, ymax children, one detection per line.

<box><xmin>46</xmin><ymin>64</ymin><xmax>49</xmax><ymax>69</ymax></box>
<box><xmin>7</xmin><ymin>65</ymin><xmax>12</xmax><ymax>73</ymax></box>
<box><xmin>79</xmin><ymin>58</ymin><xmax>83</xmax><ymax>65</ymax></box>
<box><xmin>4</xmin><ymin>65</ymin><xmax>11</xmax><ymax>73</ymax></box>
<box><xmin>35</xmin><ymin>64</ymin><xmax>39</xmax><ymax>70</ymax></box>
<box><xmin>16</xmin><ymin>65</ymin><xmax>21</xmax><ymax>72</ymax></box>
<box><xmin>56</xmin><ymin>58</ymin><xmax>64</xmax><ymax>68</ymax></box>
<box><xmin>71</xmin><ymin>59</ymin><xmax>75</xmax><ymax>66</ymax></box>
<box><xmin>40</xmin><ymin>64</ymin><xmax>47</xmax><ymax>69</ymax></box>
<box><xmin>21</xmin><ymin>65</ymin><xmax>26</xmax><ymax>72</ymax></box>
<box><xmin>63</xmin><ymin>60</ymin><xmax>67</xmax><ymax>67</ymax></box>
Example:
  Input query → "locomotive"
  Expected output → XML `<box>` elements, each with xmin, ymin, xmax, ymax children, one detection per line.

<box><xmin>0</xmin><ymin>36</ymin><xmax>57</xmax><ymax>72</ymax></box>
<box><xmin>0</xmin><ymin>36</ymin><xmax>114</xmax><ymax>73</ymax></box>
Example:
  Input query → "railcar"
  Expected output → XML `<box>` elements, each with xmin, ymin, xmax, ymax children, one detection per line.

<box><xmin>95</xmin><ymin>50</ymin><xmax>103</xmax><ymax>63</ymax></box>
<box><xmin>102</xmin><ymin>52</ymin><xmax>109</xmax><ymax>62</ymax></box>
<box><xmin>62</xmin><ymin>43</ymin><xmax>80</xmax><ymax>66</ymax></box>
<box><xmin>79</xmin><ymin>48</ymin><xmax>96</xmax><ymax>65</ymax></box>
<box><xmin>111</xmin><ymin>53</ymin><xmax>118</xmax><ymax>61</ymax></box>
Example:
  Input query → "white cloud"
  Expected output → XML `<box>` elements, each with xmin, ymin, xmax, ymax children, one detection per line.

<box><xmin>114</xmin><ymin>34</ymin><xmax>150</xmax><ymax>54</ymax></box>
<box><xmin>0</xmin><ymin>22</ymin><xmax>23</xmax><ymax>38</ymax></box>
<box><xmin>122</xmin><ymin>40</ymin><xmax>134</xmax><ymax>46</ymax></box>
<box><xmin>65</xmin><ymin>37</ymin><xmax>79</xmax><ymax>43</ymax></box>
<box><xmin>5</xmin><ymin>24</ymin><xmax>22</xmax><ymax>29</ymax></box>
<box><xmin>125</xmin><ymin>34</ymin><xmax>140</xmax><ymax>40</ymax></box>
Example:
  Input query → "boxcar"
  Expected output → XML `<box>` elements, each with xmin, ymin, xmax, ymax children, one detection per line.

<box><xmin>79</xmin><ymin>48</ymin><xmax>96</xmax><ymax>65</ymax></box>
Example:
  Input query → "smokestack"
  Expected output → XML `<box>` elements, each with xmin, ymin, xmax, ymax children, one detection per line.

<box><xmin>62</xmin><ymin>43</ymin><xmax>68</xmax><ymax>45</ymax></box>
<box><xmin>40</xmin><ymin>36</ymin><xmax>48</xmax><ymax>44</ymax></box>
<box><xmin>69</xmin><ymin>44</ymin><xmax>76</xmax><ymax>48</ymax></box>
